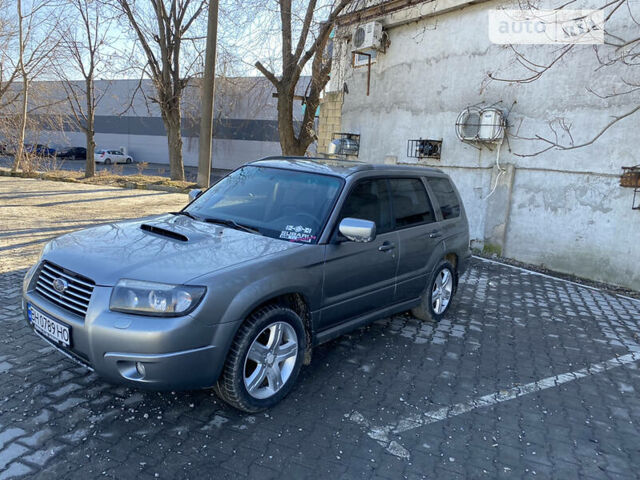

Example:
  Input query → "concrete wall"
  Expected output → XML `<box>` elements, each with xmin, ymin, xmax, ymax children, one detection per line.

<box><xmin>326</xmin><ymin>0</ymin><xmax>640</xmax><ymax>290</ymax></box>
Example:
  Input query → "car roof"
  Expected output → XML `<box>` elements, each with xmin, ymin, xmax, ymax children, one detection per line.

<box><xmin>249</xmin><ymin>156</ymin><xmax>443</xmax><ymax>179</ymax></box>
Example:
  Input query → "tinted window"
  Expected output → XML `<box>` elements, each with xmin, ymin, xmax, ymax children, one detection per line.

<box><xmin>389</xmin><ymin>178</ymin><xmax>435</xmax><ymax>228</ymax></box>
<box><xmin>427</xmin><ymin>177</ymin><xmax>461</xmax><ymax>220</ymax></box>
<box><xmin>186</xmin><ymin>166</ymin><xmax>343</xmax><ymax>243</ymax></box>
<box><xmin>340</xmin><ymin>179</ymin><xmax>392</xmax><ymax>234</ymax></box>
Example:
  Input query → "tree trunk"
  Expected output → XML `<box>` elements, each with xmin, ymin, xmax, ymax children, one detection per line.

<box><xmin>12</xmin><ymin>0</ymin><xmax>27</xmax><ymax>173</ymax></box>
<box><xmin>13</xmin><ymin>73</ymin><xmax>28</xmax><ymax>172</ymax></box>
<box><xmin>85</xmin><ymin>78</ymin><xmax>96</xmax><ymax>178</ymax></box>
<box><xmin>164</xmin><ymin>108</ymin><xmax>185</xmax><ymax>181</ymax></box>
<box><xmin>277</xmin><ymin>84</ymin><xmax>308</xmax><ymax>156</ymax></box>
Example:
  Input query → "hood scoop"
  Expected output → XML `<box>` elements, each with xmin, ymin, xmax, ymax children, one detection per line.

<box><xmin>140</xmin><ymin>223</ymin><xmax>189</xmax><ymax>242</ymax></box>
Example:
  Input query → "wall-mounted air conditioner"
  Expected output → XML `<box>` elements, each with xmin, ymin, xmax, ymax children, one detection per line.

<box><xmin>352</xmin><ymin>21</ymin><xmax>383</xmax><ymax>52</ymax></box>
<box><xmin>455</xmin><ymin>107</ymin><xmax>505</xmax><ymax>143</ymax></box>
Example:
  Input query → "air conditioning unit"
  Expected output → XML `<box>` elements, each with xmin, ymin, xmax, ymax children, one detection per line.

<box><xmin>478</xmin><ymin>108</ymin><xmax>504</xmax><ymax>141</ymax></box>
<box><xmin>455</xmin><ymin>107</ymin><xmax>482</xmax><ymax>141</ymax></box>
<box><xmin>455</xmin><ymin>107</ymin><xmax>504</xmax><ymax>143</ymax></box>
<box><xmin>352</xmin><ymin>21</ymin><xmax>383</xmax><ymax>52</ymax></box>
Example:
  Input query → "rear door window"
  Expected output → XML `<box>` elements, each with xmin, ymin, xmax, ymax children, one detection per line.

<box><xmin>389</xmin><ymin>178</ymin><xmax>436</xmax><ymax>228</ymax></box>
<box><xmin>426</xmin><ymin>177</ymin><xmax>461</xmax><ymax>220</ymax></box>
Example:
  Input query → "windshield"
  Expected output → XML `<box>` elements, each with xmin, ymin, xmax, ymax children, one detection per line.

<box><xmin>185</xmin><ymin>165</ymin><xmax>343</xmax><ymax>244</ymax></box>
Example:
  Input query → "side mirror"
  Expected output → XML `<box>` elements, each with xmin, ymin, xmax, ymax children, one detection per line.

<box><xmin>188</xmin><ymin>189</ymin><xmax>203</xmax><ymax>203</ymax></box>
<box><xmin>338</xmin><ymin>217</ymin><xmax>376</xmax><ymax>243</ymax></box>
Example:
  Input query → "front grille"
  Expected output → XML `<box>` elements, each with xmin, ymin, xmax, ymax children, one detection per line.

<box><xmin>34</xmin><ymin>262</ymin><xmax>95</xmax><ymax>317</ymax></box>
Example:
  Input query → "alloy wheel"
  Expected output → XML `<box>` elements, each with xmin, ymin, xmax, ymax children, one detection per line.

<box><xmin>243</xmin><ymin>321</ymin><xmax>298</xmax><ymax>399</ymax></box>
<box><xmin>431</xmin><ymin>268</ymin><xmax>453</xmax><ymax>314</ymax></box>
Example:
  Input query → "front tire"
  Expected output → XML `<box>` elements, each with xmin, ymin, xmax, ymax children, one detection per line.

<box><xmin>215</xmin><ymin>305</ymin><xmax>306</xmax><ymax>412</ymax></box>
<box><xmin>411</xmin><ymin>260</ymin><xmax>456</xmax><ymax>322</ymax></box>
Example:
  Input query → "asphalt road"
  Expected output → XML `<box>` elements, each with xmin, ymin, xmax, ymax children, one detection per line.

<box><xmin>0</xmin><ymin>156</ymin><xmax>228</xmax><ymax>184</ymax></box>
<box><xmin>2</xmin><ymin>177</ymin><xmax>640</xmax><ymax>479</ymax></box>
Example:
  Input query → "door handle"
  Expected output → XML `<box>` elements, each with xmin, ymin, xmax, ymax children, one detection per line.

<box><xmin>428</xmin><ymin>231</ymin><xmax>442</xmax><ymax>239</ymax></box>
<box><xmin>378</xmin><ymin>241</ymin><xmax>396</xmax><ymax>252</ymax></box>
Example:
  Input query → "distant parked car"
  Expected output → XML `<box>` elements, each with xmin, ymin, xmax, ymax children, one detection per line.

<box><xmin>95</xmin><ymin>149</ymin><xmax>133</xmax><ymax>164</ymax></box>
<box><xmin>24</xmin><ymin>144</ymin><xmax>57</xmax><ymax>157</ymax></box>
<box><xmin>57</xmin><ymin>147</ymin><xmax>87</xmax><ymax>160</ymax></box>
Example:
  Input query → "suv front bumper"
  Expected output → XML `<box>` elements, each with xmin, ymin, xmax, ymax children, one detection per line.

<box><xmin>22</xmin><ymin>287</ymin><xmax>239</xmax><ymax>390</ymax></box>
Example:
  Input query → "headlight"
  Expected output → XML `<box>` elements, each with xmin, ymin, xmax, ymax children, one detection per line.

<box><xmin>24</xmin><ymin>242</ymin><xmax>51</xmax><ymax>292</ymax></box>
<box><xmin>110</xmin><ymin>279</ymin><xmax>206</xmax><ymax>317</ymax></box>
<box><xmin>38</xmin><ymin>241</ymin><xmax>52</xmax><ymax>260</ymax></box>
<box><xmin>23</xmin><ymin>263</ymin><xmax>37</xmax><ymax>292</ymax></box>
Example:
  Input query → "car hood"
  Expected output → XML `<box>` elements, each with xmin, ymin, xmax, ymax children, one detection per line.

<box><xmin>42</xmin><ymin>214</ymin><xmax>303</xmax><ymax>286</ymax></box>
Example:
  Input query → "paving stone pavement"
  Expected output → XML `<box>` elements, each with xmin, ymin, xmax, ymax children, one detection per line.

<box><xmin>1</xmin><ymin>177</ymin><xmax>640</xmax><ymax>479</ymax></box>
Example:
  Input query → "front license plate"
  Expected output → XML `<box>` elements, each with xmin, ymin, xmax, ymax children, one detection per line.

<box><xmin>27</xmin><ymin>303</ymin><xmax>71</xmax><ymax>347</ymax></box>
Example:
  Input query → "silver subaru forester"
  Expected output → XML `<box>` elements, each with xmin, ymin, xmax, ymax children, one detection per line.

<box><xmin>23</xmin><ymin>157</ymin><xmax>470</xmax><ymax>412</ymax></box>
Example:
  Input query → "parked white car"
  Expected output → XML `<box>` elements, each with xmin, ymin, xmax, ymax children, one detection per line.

<box><xmin>95</xmin><ymin>149</ymin><xmax>133</xmax><ymax>164</ymax></box>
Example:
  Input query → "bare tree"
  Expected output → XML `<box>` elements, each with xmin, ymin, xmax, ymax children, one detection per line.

<box><xmin>57</xmin><ymin>0</ymin><xmax>115</xmax><ymax>178</ymax></box>
<box><xmin>116</xmin><ymin>0</ymin><xmax>207</xmax><ymax>181</ymax></box>
<box><xmin>11</xmin><ymin>0</ymin><xmax>63</xmax><ymax>172</ymax></box>
<box><xmin>0</xmin><ymin>0</ymin><xmax>21</xmax><ymax>112</ymax></box>
<box><xmin>486</xmin><ymin>1</ymin><xmax>640</xmax><ymax>156</ymax></box>
<box><xmin>254</xmin><ymin>0</ymin><xmax>353</xmax><ymax>155</ymax></box>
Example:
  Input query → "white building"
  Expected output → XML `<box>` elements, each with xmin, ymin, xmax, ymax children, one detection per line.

<box><xmin>19</xmin><ymin>77</ymin><xmax>307</xmax><ymax>171</ymax></box>
<box><xmin>317</xmin><ymin>0</ymin><xmax>640</xmax><ymax>291</ymax></box>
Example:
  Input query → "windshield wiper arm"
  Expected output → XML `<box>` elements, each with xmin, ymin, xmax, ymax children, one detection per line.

<box><xmin>170</xmin><ymin>211</ymin><xmax>200</xmax><ymax>221</ymax></box>
<box><xmin>203</xmin><ymin>218</ymin><xmax>262</xmax><ymax>235</ymax></box>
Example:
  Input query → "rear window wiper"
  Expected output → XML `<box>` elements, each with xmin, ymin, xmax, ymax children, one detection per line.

<box><xmin>203</xmin><ymin>217</ymin><xmax>262</xmax><ymax>235</ymax></box>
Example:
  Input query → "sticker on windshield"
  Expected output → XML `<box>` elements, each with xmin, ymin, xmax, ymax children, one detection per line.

<box><xmin>279</xmin><ymin>225</ymin><xmax>315</xmax><ymax>243</ymax></box>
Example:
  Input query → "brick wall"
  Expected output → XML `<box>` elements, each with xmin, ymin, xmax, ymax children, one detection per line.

<box><xmin>317</xmin><ymin>92</ymin><xmax>344</xmax><ymax>154</ymax></box>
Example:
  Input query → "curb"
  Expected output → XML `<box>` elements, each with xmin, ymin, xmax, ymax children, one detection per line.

<box><xmin>0</xmin><ymin>167</ymin><xmax>192</xmax><ymax>194</ymax></box>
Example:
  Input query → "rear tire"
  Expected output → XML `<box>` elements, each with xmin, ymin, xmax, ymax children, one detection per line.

<box><xmin>411</xmin><ymin>260</ymin><xmax>456</xmax><ymax>322</ymax></box>
<box><xmin>105</xmin><ymin>158</ymin><xmax>112</xmax><ymax>165</ymax></box>
<box><xmin>215</xmin><ymin>305</ymin><xmax>306</xmax><ymax>412</ymax></box>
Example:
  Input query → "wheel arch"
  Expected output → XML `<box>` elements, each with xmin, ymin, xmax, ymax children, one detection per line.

<box><xmin>244</xmin><ymin>292</ymin><xmax>313</xmax><ymax>366</ymax></box>
<box><xmin>444</xmin><ymin>252</ymin><xmax>458</xmax><ymax>268</ymax></box>
<box><xmin>220</xmin><ymin>288</ymin><xmax>314</xmax><ymax>367</ymax></box>
<box><xmin>442</xmin><ymin>252</ymin><xmax>459</xmax><ymax>292</ymax></box>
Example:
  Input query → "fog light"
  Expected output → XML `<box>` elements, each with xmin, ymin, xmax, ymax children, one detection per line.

<box><xmin>135</xmin><ymin>362</ymin><xmax>146</xmax><ymax>377</ymax></box>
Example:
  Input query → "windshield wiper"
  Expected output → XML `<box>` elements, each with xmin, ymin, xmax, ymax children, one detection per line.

<box><xmin>203</xmin><ymin>217</ymin><xmax>262</xmax><ymax>235</ymax></box>
<box><xmin>170</xmin><ymin>211</ymin><xmax>200</xmax><ymax>221</ymax></box>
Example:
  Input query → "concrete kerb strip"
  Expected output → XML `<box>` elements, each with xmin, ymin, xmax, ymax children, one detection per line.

<box><xmin>0</xmin><ymin>167</ymin><xmax>191</xmax><ymax>194</ymax></box>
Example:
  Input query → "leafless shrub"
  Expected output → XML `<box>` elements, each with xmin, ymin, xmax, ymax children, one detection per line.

<box><xmin>111</xmin><ymin>163</ymin><xmax>124</xmax><ymax>176</ymax></box>
<box><xmin>136</xmin><ymin>161</ymin><xmax>149</xmax><ymax>175</ymax></box>
<box><xmin>37</xmin><ymin>154</ymin><xmax>63</xmax><ymax>173</ymax></box>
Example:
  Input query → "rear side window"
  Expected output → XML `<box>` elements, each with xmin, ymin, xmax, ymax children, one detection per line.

<box><xmin>340</xmin><ymin>179</ymin><xmax>393</xmax><ymax>234</ymax></box>
<box><xmin>427</xmin><ymin>177</ymin><xmax>461</xmax><ymax>220</ymax></box>
<box><xmin>389</xmin><ymin>178</ymin><xmax>435</xmax><ymax>228</ymax></box>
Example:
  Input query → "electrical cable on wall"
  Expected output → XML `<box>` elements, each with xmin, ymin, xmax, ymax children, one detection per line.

<box><xmin>482</xmin><ymin>138</ymin><xmax>505</xmax><ymax>200</ymax></box>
